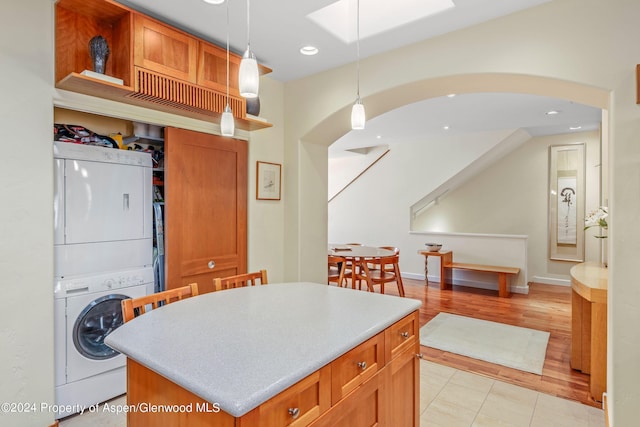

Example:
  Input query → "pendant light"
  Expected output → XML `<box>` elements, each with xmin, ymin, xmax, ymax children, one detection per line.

<box><xmin>220</xmin><ymin>0</ymin><xmax>234</xmax><ymax>136</ymax></box>
<box><xmin>239</xmin><ymin>0</ymin><xmax>259</xmax><ymax>98</ymax></box>
<box><xmin>351</xmin><ymin>0</ymin><xmax>365</xmax><ymax>130</ymax></box>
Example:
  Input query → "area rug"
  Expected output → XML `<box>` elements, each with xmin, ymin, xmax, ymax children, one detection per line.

<box><xmin>419</xmin><ymin>312</ymin><xmax>550</xmax><ymax>375</ymax></box>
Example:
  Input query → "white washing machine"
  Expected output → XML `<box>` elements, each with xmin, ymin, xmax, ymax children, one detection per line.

<box><xmin>54</xmin><ymin>266</ymin><xmax>154</xmax><ymax>419</ymax></box>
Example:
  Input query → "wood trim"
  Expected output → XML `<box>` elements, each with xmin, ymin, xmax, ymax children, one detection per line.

<box><xmin>328</xmin><ymin>149</ymin><xmax>390</xmax><ymax>203</ymax></box>
<box><xmin>637</xmin><ymin>64</ymin><xmax>640</xmax><ymax>104</ymax></box>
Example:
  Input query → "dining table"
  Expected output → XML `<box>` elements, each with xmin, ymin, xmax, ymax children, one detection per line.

<box><xmin>328</xmin><ymin>244</ymin><xmax>395</xmax><ymax>289</ymax></box>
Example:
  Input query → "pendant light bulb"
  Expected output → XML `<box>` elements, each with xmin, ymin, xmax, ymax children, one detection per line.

<box><xmin>239</xmin><ymin>0</ymin><xmax>259</xmax><ymax>98</ymax></box>
<box><xmin>239</xmin><ymin>49</ymin><xmax>259</xmax><ymax>98</ymax></box>
<box><xmin>351</xmin><ymin>98</ymin><xmax>365</xmax><ymax>130</ymax></box>
<box><xmin>221</xmin><ymin>104</ymin><xmax>235</xmax><ymax>136</ymax></box>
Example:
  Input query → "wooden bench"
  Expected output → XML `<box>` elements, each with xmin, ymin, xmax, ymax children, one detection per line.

<box><xmin>442</xmin><ymin>262</ymin><xmax>520</xmax><ymax>297</ymax></box>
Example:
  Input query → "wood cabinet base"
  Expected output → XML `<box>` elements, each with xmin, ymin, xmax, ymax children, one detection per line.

<box><xmin>125</xmin><ymin>311</ymin><xmax>420</xmax><ymax>426</ymax></box>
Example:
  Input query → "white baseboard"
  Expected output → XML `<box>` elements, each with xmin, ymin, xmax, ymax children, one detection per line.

<box><xmin>530</xmin><ymin>275</ymin><xmax>571</xmax><ymax>286</ymax></box>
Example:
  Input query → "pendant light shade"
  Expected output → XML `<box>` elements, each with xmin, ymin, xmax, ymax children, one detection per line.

<box><xmin>221</xmin><ymin>104</ymin><xmax>235</xmax><ymax>136</ymax></box>
<box><xmin>239</xmin><ymin>0</ymin><xmax>259</xmax><ymax>98</ymax></box>
<box><xmin>239</xmin><ymin>49</ymin><xmax>259</xmax><ymax>98</ymax></box>
<box><xmin>220</xmin><ymin>0</ymin><xmax>234</xmax><ymax>137</ymax></box>
<box><xmin>351</xmin><ymin>97</ymin><xmax>365</xmax><ymax>130</ymax></box>
<box><xmin>351</xmin><ymin>0</ymin><xmax>365</xmax><ymax>130</ymax></box>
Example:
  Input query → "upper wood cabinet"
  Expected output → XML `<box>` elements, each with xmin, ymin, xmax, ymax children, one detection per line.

<box><xmin>134</xmin><ymin>15</ymin><xmax>198</xmax><ymax>84</ymax></box>
<box><xmin>197</xmin><ymin>41</ymin><xmax>240</xmax><ymax>96</ymax></box>
<box><xmin>54</xmin><ymin>0</ymin><xmax>271</xmax><ymax>131</ymax></box>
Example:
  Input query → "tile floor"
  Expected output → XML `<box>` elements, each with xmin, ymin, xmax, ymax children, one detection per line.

<box><xmin>59</xmin><ymin>360</ymin><xmax>605</xmax><ymax>427</ymax></box>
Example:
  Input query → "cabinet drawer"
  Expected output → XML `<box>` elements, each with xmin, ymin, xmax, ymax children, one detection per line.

<box><xmin>331</xmin><ymin>332</ymin><xmax>385</xmax><ymax>405</ymax></box>
<box><xmin>385</xmin><ymin>311</ymin><xmax>419</xmax><ymax>363</ymax></box>
<box><xmin>257</xmin><ymin>365</ymin><xmax>331</xmax><ymax>427</ymax></box>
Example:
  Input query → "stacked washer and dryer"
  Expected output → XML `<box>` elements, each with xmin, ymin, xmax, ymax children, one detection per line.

<box><xmin>53</xmin><ymin>141</ymin><xmax>154</xmax><ymax>419</ymax></box>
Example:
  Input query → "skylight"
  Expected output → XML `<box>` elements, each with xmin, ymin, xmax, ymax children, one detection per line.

<box><xmin>308</xmin><ymin>0</ymin><xmax>456</xmax><ymax>43</ymax></box>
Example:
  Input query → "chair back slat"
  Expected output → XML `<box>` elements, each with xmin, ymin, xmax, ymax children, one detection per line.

<box><xmin>122</xmin><ymin>283</ymin><xmax>199</xmax><ymax>323</ymax></box>
<box><xmin>213</xmin><ymin>270</ymin><xmax>268</xmax><ymax>292</ymax></box>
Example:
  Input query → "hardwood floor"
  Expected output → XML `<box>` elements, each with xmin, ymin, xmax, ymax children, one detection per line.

<box><xmin>379</xmin><ymin>277</ymin><xmax>598</xmax><ymax>408</ymax></box>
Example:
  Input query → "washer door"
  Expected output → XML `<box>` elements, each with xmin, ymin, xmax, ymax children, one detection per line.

<box><xmin>65</xmin><ymin>284</ymin><xmax>148</xmax><ymax>383</ymax></box>
<box><xmin>73</xmin><ymin>294</ymin><xmax>126</xmax><ymax>360</ymax></box>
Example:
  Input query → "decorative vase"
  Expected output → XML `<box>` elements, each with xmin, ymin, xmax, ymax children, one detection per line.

<box><xmin>89</xmin><ymin>35</ymin><xmax>110</xmax><ymax>74</ymax></box>
<box><xmin>245</xmin><ymin>96</ymin><xmax>261</xmax><ymax>116</ymax></box>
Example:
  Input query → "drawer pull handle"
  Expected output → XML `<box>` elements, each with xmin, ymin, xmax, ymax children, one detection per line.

<box><xmin>208</xmin><ymin>260</ymin><xmax>216</xmax><ymax>269</ymax></box>
<box><xmin>416</xmin><ymin>353</ymin><xmax>424</xmax><ymax>359</ymax></box>
<box><xmin>400</xmin><ymin>331</ymin><xmax>409</xmax><ymax>338</ymax></box>
<box><xmin>357</xmin><ymin>361</ymin><xmax>367</xmax><ymax>370</ymax></box>
<box><xmin>288</xmin><ymin>407</ymin><xmax>300</xmax><ymax>419</ymax></box>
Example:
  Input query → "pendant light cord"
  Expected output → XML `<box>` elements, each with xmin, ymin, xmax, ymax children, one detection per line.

<box><xmin>226</xmin><ymin>0</ymin><xmax>230</xmax><ymax>104</ymax></box>
<box><xmin>246</xmin><ymin>0</ymin><xmax>251</xmax><ymax>51</ymax></box>
<box><xmin>356</xmin><ymin>0</ymin><xmax>360</xmax><ymax>99</ymax></box>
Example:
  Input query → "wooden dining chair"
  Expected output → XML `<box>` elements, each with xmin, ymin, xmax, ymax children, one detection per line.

<box><xmin>328</xmin><ymin>255</ymin><xmax>347</xmax><ymax>287</ymax></box>
<box><xmin>121</xmin><ymin>283</ymin><xmax>199</xmax><ymax>323</ymax></box>
<box><xmin>378</xmin><ymin>246</ymin><xmax>402</xmax><ymax>277</ymax></box>
<box><xmin>342</xmin><ymin>243</ymin><xmax>362</xmax><ymax>287</ymax></box>
<box><xmin>357</xmin><ymin>254</ymin><xmax>405</xmax><ymax>297</ymax></box>
<box><xmin>213</xmin><ymin>270</ymin><xmax>268</xmax><ymax>291</ymax></box>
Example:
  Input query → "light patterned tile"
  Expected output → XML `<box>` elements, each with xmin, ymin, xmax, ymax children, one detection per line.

<box><xmin>421</xmin><ymin>396</ymin><xmax>478</xmax><ymax>427</ymax></box>
<box><xmin>473</xmin><ymin>412</ymin><xmax>530</xmax><ymax>427</ymax></box>
<box><xmin>487</xmin><ymin>380</ymin><xmax>539</xmax><ymax>407</ymax></box>
<box><xmin>59</xmin><ymin>395</ymin><xmax>126</xmax><ymax>427</ymax></box>
<box><xmin>476</xmin><ymin>382</ymin><xmax>536</xmax><ymax>426</ymax></box>
<box><xmin>530</xmin><ymin>393</ymin><xmax>605</xmax><ymax>427</ymax></box>
<box><xmin>421</xmin><ymin>359</ymin><xmax>456</xmax><ymax>382</ymax></box>
<box><xmin>435</xmin><ymin>382</ymin><xmax>489</xmax><ymax>414</ymax></box>
<box><xmin>448</xmin><ymin>369</ymin><xmax>495</xmax><ymax>394</ymax></box>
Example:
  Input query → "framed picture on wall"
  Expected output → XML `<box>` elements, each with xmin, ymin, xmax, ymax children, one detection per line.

<box><xmin>548</xmin><ymin>143</ymin><xmax>585</xmax><ymax>262</ymax></box>
<box><xmin>256</xmin><ymin>161</ymin><xmax>281</xmax><ymax>200</ymax></box>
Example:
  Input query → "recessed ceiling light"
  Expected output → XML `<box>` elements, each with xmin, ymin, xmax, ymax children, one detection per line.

<box><xmin>376</xmin><ymin>135</ymin><xmax>382</xmax><ymax>139</ymax></box>
<box><xmin>446</xmin><ymin>93</ymin><xmax>456</xmax><ymax>98</ymax></box>
<box><xmin>443</xmin><ymin>125</ymin><xmax>450</xmax><ymax>130</ymax></box>
<box><xmin>300</xmin><ymin>46</ymin><xmax>319</xmax><ymax>56</ymax></box>
<box><xmin>546</xmin><ymin>110</ymin><xmax>560</xmax><ymax>115</ymax></box>
<box><xmin>570</xmin><ymin>126</ymin><xmax>582</xmax><ymax>130</ymax></box>
<box><xmin>203</xmin><ymin>0</ymin><xmax>225</xmax><ymax>4</ymax></box>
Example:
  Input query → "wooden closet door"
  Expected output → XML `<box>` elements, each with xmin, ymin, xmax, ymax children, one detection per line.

<box><xmin>164</xmin><ymin>127</ymin><xmax>247</xmax><ymax>294</ymax></box>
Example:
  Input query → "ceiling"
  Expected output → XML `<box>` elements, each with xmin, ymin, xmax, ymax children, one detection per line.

<box><xmin>119</xmin><ymin>0</ymin><xmax>602</xmax><ymax>151</ymax></box>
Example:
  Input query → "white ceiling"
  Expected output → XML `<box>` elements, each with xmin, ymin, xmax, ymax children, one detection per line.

<box><xmin>118</xmin><ymin>0</ymin><xmax>602</xmax><ymax>150</ymax></box>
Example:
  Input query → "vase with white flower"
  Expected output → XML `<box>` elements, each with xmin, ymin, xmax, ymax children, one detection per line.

<box><xmin>584</xmin><ymin>206</ymin><xmax>608</xmax><ymax>238</ymax></box>
<box><xmin>585</xmin><ymin>206</ymin><xmax>608</xmax><ymax>267</ymax></box>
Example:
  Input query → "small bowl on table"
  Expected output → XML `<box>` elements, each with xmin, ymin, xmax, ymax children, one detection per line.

<box><xmin>425</xmin><ymin>243</ymin><xmax>442</xmax><ymax>252</ymax></box>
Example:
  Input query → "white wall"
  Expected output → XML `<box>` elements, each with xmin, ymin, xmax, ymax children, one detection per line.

<box><xmin>411</xmin><ymin>130</ymin><xmax>601</xmax><ymax>285</ymax></box>
<box><xmin>283</xmin><ymin>0</ymin><xmax>640</xmax><ymax>424</ymax></box>
<box><xmin>0</xmin><ymin>1</ymin><xmax>54</xmax><ymax>425</ymax></box>
<box><xmin>246</xmin><ymin>78</ymin><xmax>286</xmax><ymax>282</ymax></box>
<box><xmin>328</xmin><ymin>129</ymin><xmax>515</xmax><ymax>245</ymax></box>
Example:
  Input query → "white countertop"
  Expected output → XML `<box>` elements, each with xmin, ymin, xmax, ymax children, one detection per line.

<box><xmin>105</xmin><ymin>282</ymin><xmax>421</xmax><ymax>417</ymax></box>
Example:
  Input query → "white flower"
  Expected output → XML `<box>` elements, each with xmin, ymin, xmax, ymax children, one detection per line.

<box><xmin>584</xmin><ymin>206</ymin><xmax>608</xmax><ymax>238</ymax></box>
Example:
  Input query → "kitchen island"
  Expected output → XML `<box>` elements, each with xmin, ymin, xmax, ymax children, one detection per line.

<box><xmin>105</xmin><ymin>282</ymin><xmax>422</xmax><ymax>426</ymax></box>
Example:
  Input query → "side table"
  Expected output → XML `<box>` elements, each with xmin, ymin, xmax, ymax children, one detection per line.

<box><xmin>417</xmin><ymin>250</ymin><xmax>452</xmax><ymax>286</ymax></box>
